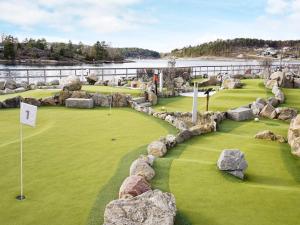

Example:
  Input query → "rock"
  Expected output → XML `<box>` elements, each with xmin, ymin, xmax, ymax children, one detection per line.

<box><xmin>2</xmin><ymin>96</ymin><xmax>23</xmax><ymax>108</ymax></box>
<box><xmin>255</xmin><ymin>130</ymin><xmax>286</xmax><ymax>143</ymax></box>
<box><xmin>165</xmin><ymin>134</ymin><xmax>177</xmax><ymax>149</ymax></box>
<box><xmin>217</xmin><ymin>149</ymin><xmax>248</xmax><ymax>179</ymax></box>
<box><xmin>60</xmin><ymin>75</ymin><xmax>82</xmax><ymax>91</ymax></box>
<box><xmin>35</xmin><ymin>81</ymin><xmax>46</xmax><ymax>86</ymax></box>
<box><xmin>104</xmin><ymin>190</ymin><xmax>176</xmax><ymax>225</ymax></box>
<box><xmin>173</xmin><ymin>119</ymin><xmax>188</xmax><ymax>131</ymax></box>
<box><xmin>270</xmin><ymin>71</ymin><xmax>285</xmax><ymax>86</ymax></box>
<box><xmin>112</xmin><ymin>93</ymin><xmax>130</xmax><ymax>107</ymax></box>
<box><xmin>222</xmin><ymin>78</ymin><xmax>242</xmax><ymax>89</ymax></box>
<box><xmin>19</xmin><ymin>81</ymin><xmax>29</xmax><ymax>89</ymax></box>
<box><xmin>4</xmin><ymin>79</ymin><xmax>17</xmax><ymax>89</ymax></box>
<box><xmin>0</xmin><ymin>101</ymin><xmax>4</xmax><ymax>108</ymax></box>
<box><xmin>288</xmin><ymin>115</ymin><xmax>300</xmax><ymax>157</ymax></box>
<box><xmin>174</xmin><ymin>77</ymin><xmax>184</xmax><ymax>88</ymax></box>
<box><xmin>267</xmin><ymin>97</ymin><xmax>279</xmax><ymax>108</ymax></box>
<box><xmin>260</xmin><ymin>104</ymin><xmax>276</xmax><ymax>119</ymax></box>
<box><xmin>15</xmin><ymin>87</ymin><xmax>26</xmax><ymax>93</ymax></box>
<box><xmin>0</xmin><ymin>80</ymin><xmax>5</xmax><ymax>90</ymax></box>
<box><xmin>251</xmin><ymin>102</ymin><xmax>265</xmax><ymax>115</ymax></box>
<box><xmin>132</xmin><ymin>97</ymin><xmax>146</xmax><ymax>104</ymax></box>
<box><xmin>265</xmin><ymin>80</ymin><xmax>278</xmax><ymax>89</ymax></box>
<box><xmin>176</xmin><ymin>130</ymin><xmax>192</xmax><ymax>144</ymax></box>
<box><xmin>199</xmin><ymin>76</ymin><xmax>220</xmax><ymax>87</ymax></box>
<box><xmin>165</xmin><ymin>115</ymin><xmax>175</xmax><ymax>124</ymax></box>
<box><xmin>65</xmin><ymin>98</ymin><xmax>94</xmax><ymax>109</ymax></box>
<box><xmin>29</xmin><ymin>84</ymin><xmax>37</xmax><ymax>90</ymax></box>
<box><xmin>119</xmin><ymin>175</ymin><xmax>151</xmax><ymax>199</ymax></box>
<box><xmin>148</xmin><ymin>91</ymin><xmax>158</xmax><ymax>106</ymax></box>
<box><xmin>227</xmin><ymin>107</ymin><xmax>254</xmax><ymax>121</ymax></box>
<box><xmin>276</xmin><ymin>107</ymin><xmax>298</xmax><ymax>121</ymax></box>
<box><xmin>92</xmin><ymin>93</ymin><xmax>110</xmax><ymax>107</ymax></box>
<box><xmin>23</xmin><ymin>98</ymin><xmax>41</xmax><ymax>107</ymax></box>
<box><xmin>147</xmin><ymin>141</ymin><xmax>167</xmax><ymax>157</ymax></box>
<box><xmin>70</xmin><ymin>91</ymin><xmax>89</xmax><ymax>99</ymax></box>
<box><xmin>255</xmin><ymin>98</ymin><xmax>267</xmax><ymax>106</ymax></box>
<box><xmin>86</xmin><ymin>74</ymin><xmax>98</xmax><ymax>85</ymax></box>
<box><xmin>130</xmin><ymin>158</ymin><xmax>155</xmax><ymax>181</ymax></box>
<box><xmin>4</xmin><ymin>88</ymin><xmax>15</xmax><ymax>94</ymax></box>
<box><xmin>55</xmin><ymin>90</ymin><xmax>72</xmax><ymax>105</ymax></box>
<box><xmin>41</xmin><ymin>97</ymin><xmax>57</xmax><ymax>106</ymax></box>
<box><xmin>136</xmin><ymin>155</ymin><xmax>155</xmax><ymax>166</ymax></box>
<box><xmin>275</xmin><ymin>90</ymin><xmax>285</xmax><ymax>103</ymax></box>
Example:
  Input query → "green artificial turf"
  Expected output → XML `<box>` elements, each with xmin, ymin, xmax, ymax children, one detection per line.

<box><xmin>154</xmin><ymin>119</ymin><xmax>300</xmax><ymax>225</ymax></box>
<box><xmin>154</xmin><ymin>79</ymin><xmax>273</xmax><ymax>112</ymax></box>
<box><xmin>0</xmin><ymin>107</ymin><xmax>176</xmax><ymax>225</ymax></box>
<box><xmin>0</xmin><ymin>89</ymin><xmax>58</xmax><ymax>101</ymax></box>
<box><xmin>281</xmin><ymin>88</ymin><xmax>300</xmax><ymax>111</ymax></box>
<box><xmin>82</xmin><ymin>85</ymin><xmax>143</xmax><ymax>96</ymax></box>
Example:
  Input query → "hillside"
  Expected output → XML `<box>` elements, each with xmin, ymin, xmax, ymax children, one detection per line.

<box><xmin>171</xmin><ymin>38</ymin><xmax>300</xmax><ymax>59</ymax></box>
<box><xmin>0</xmin><ymin>35</ymin><xmax>160</xmax><ymax>65</ymax></box>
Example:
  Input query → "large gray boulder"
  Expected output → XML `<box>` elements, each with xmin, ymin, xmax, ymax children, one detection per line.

<box><xmin>104</xmin><ymin>190</ymin><xmax>176</xmax><ymax>225</ymax></box>
<box><xmin>23</xmin><ymin>98</ymin><xmax>41</xmax><ymax>107</ymax></box>
<box><xmin>260</xmin><ymin>104</ymin><xmax>276</xmax><ymax>119</ymax></box>
<box><xmin>65</xmin><ymin>98</ymin><xmax>94</xmax><ymax>109</ymax></box>
<box><xmin>275</xmin><ymin>107</ymin><xmax>298</xmax><ymax>121</ymax></box>
<box><xmin>112</xmin><ymin>93</ymin><xmax>130</xmax><ymax>107</ymax></box>
<box><xmin>92</xmin><ymin>93</ymin><xmax>110</xmax><ymax>107</ymax></box>
<box><xmin>130</xmin><ymin>157</ymin><xmax>155</xmax><ymax>181</ymax></box>
<box><xmin>86</xmin><ymin>74</ymin><xmax>98</xmax><ymax>85</ymax></box>
<box><xmin>227</xmin><ymin>107</ymin><xmax>254</xmax><ymax>121</ymax></box>
<box><xmin>2</xmin><ymin>96</ymin><xmax>23</xmax><ymax>108</ymax></box>
<box><xmin>60</xmin><ymin>75</ymin><xmax>82</xmax><ymax>91</ymax></box>
<box><xmin>147</xmin><ymin>141</ymin><xmax>167</xmax><ymax>157</ymax></box>
<box><xmin>0</xmin><ymin>80</ymin><xmax>5</xmax><ymax>90</ymax></box>
<box><xmin>4</xmin><ymin>79</ymin><xmax>17</xmax><ymax>90</ymax></box>
<box><xmin>175</xmin><ymin>130</ymin><xmax>193</xmax><ymax>143</ymax></box>
<box><xmin>217</xmin><ymin>149</ymin><xmax>248</xmax><ymax>179</ymax></box>
<box><xmin>251</xmin><ymin>102</ymin><xmax>265</xmax><ymax>115</ymax></box>
<box><xmin>119</xmin><ymin>175</ymin><xmax>151</xmax><ymax>199</ymax></box>
<box><xmin>222</xmin><ymin>78</ymin><xmax>242</xmax><ymax>89</ymax></box>
<box><xmin>288</xmin><ymin>115</ymin><xmax>300</xmax><ymax>157</ymax></box>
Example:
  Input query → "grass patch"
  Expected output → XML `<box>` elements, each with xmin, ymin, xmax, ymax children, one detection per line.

<box><xmin>167</xmin><ymin>119</ymin><xmax>300</xmax><ymax>225</ymax></box>
<box><xmin>154</xmin><ymin>79</ymin><xmax>272</xmax><ymax>112</ymax></box>
<box><xmin>0</xmin><ymin>89</ymin><xmax>58</xmax><ymax>101</ymax></box>
<box><xmin>82</xmin><ymin>85</ymin><xmax>143</xmax><ymax>97</ymax></box>
<box><xmin>0</xmin><ymin>107</ymin><xmax>176</xmax><ymax>225</ymax></box>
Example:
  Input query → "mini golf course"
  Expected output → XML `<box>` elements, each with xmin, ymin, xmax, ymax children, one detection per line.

<box><xmin>0</xmin><ymin>79</ymin><xmax>299</xmax><ymax>225</ymax></box>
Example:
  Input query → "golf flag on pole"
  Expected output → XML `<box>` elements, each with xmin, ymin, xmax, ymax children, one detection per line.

<box><xmin>192</xmin><ymin>83</ymin><xmax>198</xmax><ymax>124</ymax></box>
<box><xmin>20</xmin><ymin>102</ymin><xmax>37</xmax><ymax>127</ymax></box>
<box><xmin>17</xmin><ymin>102</ymin><xmax>37</xmax><ymax>201</ymax></box>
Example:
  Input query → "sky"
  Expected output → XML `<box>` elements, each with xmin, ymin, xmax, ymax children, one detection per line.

<box><xmin>0</xmin><ymin>0</ymin><xmax>299</xmax><ymax>52</ymax></box>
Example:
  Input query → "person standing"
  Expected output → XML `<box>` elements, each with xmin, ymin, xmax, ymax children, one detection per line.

<box><xmin>153</xmin><ymin>72</ymin><xmax>159</xmax><ymax>95</ymax></box>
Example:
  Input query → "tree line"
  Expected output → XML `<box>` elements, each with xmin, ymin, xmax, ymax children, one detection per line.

<box><xmin>171</xmin><ymin>38</ymin><xmax>300</xmax><ymax>57</ymax></box>
<box><xmin>0</xmin><ymin>35</ymin><xmax>160</xmax><ymax>63</ymax></box>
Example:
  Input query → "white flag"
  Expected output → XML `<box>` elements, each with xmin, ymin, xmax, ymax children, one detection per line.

<box><xmin>20</xmin><ymin>102</ymin><xmax>37</xmax><ymax>127</ymax></box>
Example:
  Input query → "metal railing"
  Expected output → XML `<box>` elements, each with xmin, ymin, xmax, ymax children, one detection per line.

<box><xmin>0</xmin><ymin>64</ymin><xmax>300</xmax><ymax>83</ymax></box>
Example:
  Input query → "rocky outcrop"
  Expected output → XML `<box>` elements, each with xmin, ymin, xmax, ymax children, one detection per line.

<box><xmin>119</xmin><ymin>175</ymin><xmax>151</xmax><ymax>199</ymax></box>
<box><xmin>275</xmin><ymin>107</ymin><xmax>298</xmax><ymax>121</ymax></box>
<box><xmin>2</xmin><ymin>96</ymin><xmax>23</xmax><ymax>108</ymax></box>
<box><xmin>217</xmin><ymin>149</ymin><xmax>248</xmax><ymax>179</ymax></box>
<box><xmin>86</xmin><ymin>74</ymin><xmax>98</xmax><ymax>85</ymax></box>
<box><xmin>288</xmin><ymin>115</ymin><xmax>300</xmax><ymax>157</ymax></box>
<box><xmin>222</xmin><ymin>78</ymin><xmax>242</xmax><ymax>89</ymax></box>
<box><xmin>259</xmin><ymin>104</ymin><xmax>276</xmax><ymax>119</ymax></box>
<box><xmin>147</xmin><ymin>141</ymin><xmax>167</xmax><ymax>157</ymax></box>
<box><xmin>92</xmin><ymin>93</ymin><xmax>111</xmax><ymax>107</ymax></box>
<box><xmin>104</xmin><ymin>190</ymin><xmax>176</xmax><ymax>225</ymax></box>
<box><xmin>70</xmin><ymin>91</ymin><xmax>90</xmax><ymax>99</ymax></box>
<box><xmin>112</xmin><ymin>93</ymin><xmax>130</xmax><ymax>107</ymax></box>
<box><xmin>60</xmin><ymin>75</ymin><xmax>82</xmax><ymax>91</ymax></box>
<box><xmin>255</xmin><ymin>130</ymin><xmax>286</xmax><ymax>143</ymax></box>
<box><xmin>148</xmin><ymin>91</ymin><xmax>158</xmax><ymax>106</ymax></box>
<box><xmin>4</xmin><ymin>79</ymin><xmax>17</xmax><ymax>90</ymax></box>
<box><xmin>199</xmin><ymin>76</ymin><xmax>220</xmax><ymax>87</ymax></box>
<box><xmin>41</xmin><ymin>97</ymin><xmax>57</xmax><ymax>106</ymax></box>
<box><xmin>23</xmin><ymin>98</ymin><xmax>41</xmax><ymax>107</ymax></box>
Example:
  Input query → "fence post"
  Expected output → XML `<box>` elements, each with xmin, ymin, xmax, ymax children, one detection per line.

<box><xmin>43</xmin><ymin>70</ymin><xmax>46</xmax><ymax>82</ymax></box>
<box><xmin>26</xmin><ymin>70</ymin><xmax>29</xmax><ymax>83</ymax></box>
<box><xmin>126</xmin><ymin>68</ymin><xmax>128</xmax><ymax>79</ymax></box>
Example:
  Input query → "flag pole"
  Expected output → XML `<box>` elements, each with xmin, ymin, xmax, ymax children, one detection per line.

<box><xmin>17</xmin><ymin>123</ymin><xmax>25</xmax><ymax>200</ymax></box>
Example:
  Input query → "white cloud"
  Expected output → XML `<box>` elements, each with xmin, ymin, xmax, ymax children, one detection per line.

<box><xmin>0</xmin><ymin>0</ymin><xmax>149</xmax><ymax>33</ymax></box>
<box><xmin>266</xmin><ymin>0</ymin><xmax>289</xmax><ymax>14</ymax></box>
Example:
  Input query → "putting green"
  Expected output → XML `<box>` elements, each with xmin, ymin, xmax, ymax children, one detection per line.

<box><xmin>152</xmin><ymin>119</ymin><xmax>300</xmax><ymax>225</ymax></box>
<box><xmin>154</xmin><ymin>79</ymin><xmax>273</xmax><ymax>112</ymax></box>
<box><xmin>0</xmin><ymin>107</ymin><xmax>176</xmax><ymax>225</ymax></box>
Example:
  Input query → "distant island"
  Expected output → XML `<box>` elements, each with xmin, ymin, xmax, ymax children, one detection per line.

<box><xmin>0</xmin><ymin>35</ymin><xmax>161</xmax><ymax>65</ymax></box>
<box><xmin>171</xmin><ymin>38</ymin><xmax>300</xmax><ymax>60</ymax></box>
